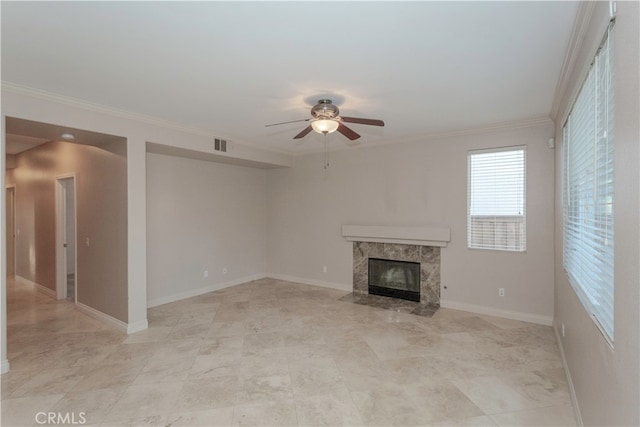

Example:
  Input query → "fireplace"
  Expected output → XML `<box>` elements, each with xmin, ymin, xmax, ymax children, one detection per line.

<box><xmin>352</xmin><ymin>241</ymin><xmax>441</xmax><ymax>307</ymax></box>
<box><xmin>368</xmin><ymin>258</ymin><xmax>420</xmax><ymax>302</ymax></box>
<box><xmin>342</xmin><ymin>225</ymin><xmax>448</xmax><ymax>309</ymax></box>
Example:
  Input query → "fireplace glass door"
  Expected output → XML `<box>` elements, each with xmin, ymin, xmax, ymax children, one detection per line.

<box><xmin>368</xmin><ymin>258</ymin><xmax>420</xmax><ymax>302</ymax></box>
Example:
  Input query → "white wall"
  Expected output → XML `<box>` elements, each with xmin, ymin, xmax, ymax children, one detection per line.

<box><xmin>146</xmin><ymin>152</ymin><xmax>268</xmax><ymax>306</ymax></box>
<box><xmin>553</xmin><ymin>2</ymin><xmax>640</xmax><ymax>425</ymax></box>
<box><xmin>267</xmin><ymin>122</ymin><xmax>555</xmax><ymax>323</ymax></box>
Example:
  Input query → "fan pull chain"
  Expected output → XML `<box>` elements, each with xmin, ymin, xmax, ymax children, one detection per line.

<box><xmin>323</xmin><ymin>133</ymin><xmax>330</xmax><ymax>170</ymax></box>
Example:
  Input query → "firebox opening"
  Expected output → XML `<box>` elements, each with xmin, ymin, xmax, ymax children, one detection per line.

<box><xmin>368</xmin><ymin>258</ymin><xmax>420</xmax><ymax>302</ymax></box>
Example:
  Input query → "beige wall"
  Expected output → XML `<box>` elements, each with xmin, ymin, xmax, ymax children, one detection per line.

<box><xmin>267</xmin><ymin>122</ymin><xmax>555</xmax><ymax>322</ymax></box>
<box><xmin>6</xmin><ymin>155</ymin><xmax>16</xmax><ymax>169</ymax></box>
<box><xmin>553</xmin><ymin>2</ymin><xmax>640</xmax><ymax>425</ymax></box>
<box><xmin>6</xmin><ymin>139</ymin><xmax>129</xmax><ymax>322</ymax></box>
<box><xmin>146</xmin><ymin>152</ymin><xmax>268</xmax><ymax>306</ymax></box>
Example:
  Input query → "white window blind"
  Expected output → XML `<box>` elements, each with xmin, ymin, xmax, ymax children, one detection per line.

<box><xmin>468</xmin><ymin>147</ymin><xmax>526</xmax><ymax>252</ymax></box>
<box><xmin>563</xmin><ymin>22</ymin><xmax>615</xmax><ymax>343</ymax></box>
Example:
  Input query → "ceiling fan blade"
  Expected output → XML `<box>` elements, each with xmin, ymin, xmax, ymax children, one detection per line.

<box><xmin>337</xmin><ymin>123</ymin><xmax>361</xmax><ymax>140</ymax></box>
<box><xmin>265</xmin><ymin>118</ymin><xmax>310</xmax><ymax>127</ymax></box>
<box><xmin>340</xmin><ymin>117</ymin><xmax>385</xmax><ymax>127</ymax></box>
<box><xmin>293</xmin><ymin>125</ymin><xmax>313</xmax><ymax>139</ymax></box>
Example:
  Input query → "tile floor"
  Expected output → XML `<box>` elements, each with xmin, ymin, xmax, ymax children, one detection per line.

<box><xmin>1</xmin><ymin>276</ymin><xmax>577</xmax><ymax>426</ymax></box>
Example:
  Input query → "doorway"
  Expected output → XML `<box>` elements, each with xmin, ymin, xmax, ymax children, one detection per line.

<box><xmin>6</xmin><ymin>187</ymin><xmax>16</xmax><ymax>277</ymax></box>
<box><xmin>55</xmin><ymin>176</ymin><xmax>77</xmax><ymax>302</ymax></box>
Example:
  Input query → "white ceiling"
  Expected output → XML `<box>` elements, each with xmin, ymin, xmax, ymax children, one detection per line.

<box><xmin>1</xmin><ymin>1</ymin><xmax>578</xmax><ymax>155</ymax></box>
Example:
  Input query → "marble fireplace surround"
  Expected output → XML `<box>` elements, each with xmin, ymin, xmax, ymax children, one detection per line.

<box><xmin>342</xmin><ymin>225</ymin><xmax>450</xmax><ymax>307</ymax></box>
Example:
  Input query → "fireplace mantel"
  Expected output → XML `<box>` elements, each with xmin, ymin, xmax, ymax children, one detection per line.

<box><xmin>341</xmin><ymin>225</ymin><xmax>450</xmax><ymax>247</ymax></box>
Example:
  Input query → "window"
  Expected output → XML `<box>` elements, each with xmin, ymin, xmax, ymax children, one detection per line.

<box><xmin>563</xmin><ymin>23</ymin><xmax>615</xmax><ymax>344</ymax></box>
<box><xmin>468</xmin><ymin>147</ymin><xmax>526</xmax><ymax>252</ymax></box>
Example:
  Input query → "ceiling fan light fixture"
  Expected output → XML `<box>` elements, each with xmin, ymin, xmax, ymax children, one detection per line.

<box><xmin>311</xmin><ymin>119</ymin><xmax>339</xmax><ymax>134</ymax></box>
<box><xmin>266</xmin><ymin>98</ymin><xmax>382</xmax><ymax>141</ymax></box>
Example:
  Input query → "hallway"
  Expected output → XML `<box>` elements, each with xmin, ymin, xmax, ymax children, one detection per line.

<box><xmin>1</xmin><ymin>276</ymin><xmax>125</xmax><ymax>425</ymax></box>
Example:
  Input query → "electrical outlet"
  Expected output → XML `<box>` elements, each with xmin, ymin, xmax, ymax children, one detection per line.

<box><xmin>204</xmin><ymin>270</ymin><xmax>208</xmax><ymax>278</ymax></box>
<box><xmin>222</xmin><ymin>267</ymin><xmax>228</xmax><ymax>275</ymax></box>
<box><xmin>498</xmin><ymin>288</ymin><xmax>505</xmax><ymax>297</ymax></box>
<box><xmin>322</xmin><ymin>266</ymin><xmax>328</xmax><ymax>273</ymax></box>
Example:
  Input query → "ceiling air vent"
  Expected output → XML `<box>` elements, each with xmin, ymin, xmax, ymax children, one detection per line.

<box><xmin>214</xmin><ymin>138</ymin><xmax>227</xmax><ymax>152</ymax></box>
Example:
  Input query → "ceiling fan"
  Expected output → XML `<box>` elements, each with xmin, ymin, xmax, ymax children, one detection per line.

<box><xmin>266</xmin><ymin>99</ymin><xmax>384</xmax><ymax>141</ymax></box>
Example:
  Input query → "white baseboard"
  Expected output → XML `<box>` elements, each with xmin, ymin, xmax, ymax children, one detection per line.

<box><xmin>16</xmin><ymin>275</ymin><xmax>56</xmax><ymax>299</ymax></box>
<box><xmin>1</xmin><ymin>359</ymin><xmax>10</xmax><ymax>374</ymax></box>
<box><xmin>439</xmin><ymin>299</ymin><xmax>553</xmax><ymax>326</ymax></box>
<box><xmin>147</xmin><ymin>273</ymin><xmax>268</xmax><ymax>308</ymax></box>
<box><xmin>16</xmin><ymin>276</ymin><xmax>146</xmax><ymax>336</ymax></box>
<box><xmin>267</xmin><ymin>274</ymin><xmax>351</xmax><ymax>292</ymax></box>
<box><xmin>127</xmin><ymin>320</ymin><xmax>149</xmax><ymax>334</ymax></box>
<box><xmin>37</xmin><ymin>284</ymin><xmax>56</xmax><ymax>299</ymax></box>
<box><xmin>554</xmin><ymin>324</ymin><xmax>584</xmax><ymax>426</ymax></box>
<box><xmin>76</xmin><ymin>302</ymin><xmax>128</xmax><ymax>334</ymax></box>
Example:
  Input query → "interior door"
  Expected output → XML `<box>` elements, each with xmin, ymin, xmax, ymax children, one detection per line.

<box><xmin>56</xmin><ymin>176</ymin><xmax>77</xmax><ymax>301</ymax></box>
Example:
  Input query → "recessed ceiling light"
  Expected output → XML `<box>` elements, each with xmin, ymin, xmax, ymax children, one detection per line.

<box><xmin>60</xmin><ymin>133</ymin><xmax>75</xmax><ymax>140</ymax></box>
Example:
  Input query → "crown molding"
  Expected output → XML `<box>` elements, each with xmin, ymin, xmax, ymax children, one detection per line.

<box><xmin>2</xmin><ymin>81</ymin><xmax>553</xmax><ymax>158</ymax></box>
<box><xmin>2</xmin><ymin>81</ymin><xmax>212</xmax><ymax>136</ymax></box>
<box><xmin>291</xmin><ymin>116</ymin><xmax>554</xmax><ymax>157</ymax></box>
<box><xmin>1</xmin><ymin>81</ymin><xmax>293</xmax><ymax>156</ymax></box>
<box><xmin>383</xmin><ymin>116</ymin><xmax>554</xmax><ymax>145</ymax></box>
<box><xmin>549</xmin><ymin>1</ymin><xmax>596</xmax><ymax>121</ymax></box>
